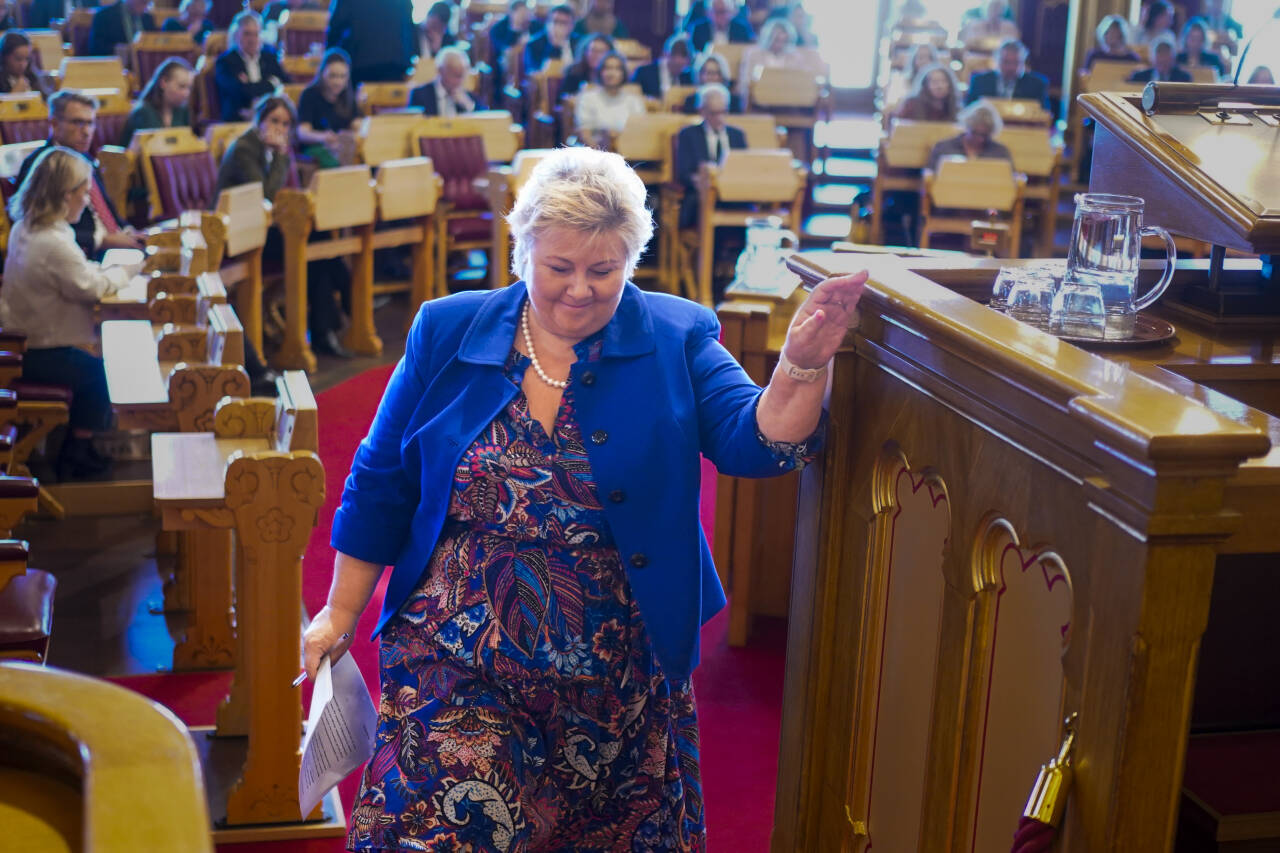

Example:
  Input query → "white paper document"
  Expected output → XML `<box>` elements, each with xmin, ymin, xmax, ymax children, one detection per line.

<box><xmin>298</xmin><ymin>651</ymin><xmax>378</xmax><ymax>819</ymax></box>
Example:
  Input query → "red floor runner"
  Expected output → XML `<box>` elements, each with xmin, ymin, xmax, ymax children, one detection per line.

<box><xmin>112</xmin><ymin>364</ymin><xmax>785</xmax><ymax>852</ymax></box>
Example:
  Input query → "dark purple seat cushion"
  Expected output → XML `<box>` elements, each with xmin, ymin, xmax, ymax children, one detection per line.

<box><xmin>9</xmin><ymin>379</ymin><xmax>72</xmax><ymax>405</ymax></box>
<box><xmin>0</xmin><ymin>564</ymin><xmax>54</xmax><ymax>645</ymax></box>
<box><xmin>152</xmin><ymin>151</ymin><xmax>219</xmax><ymax>221</ymax></box>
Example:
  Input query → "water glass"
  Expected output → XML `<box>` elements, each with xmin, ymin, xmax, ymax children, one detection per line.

<box><xmin>990</xmin><ymin>267</ymin><xmax>1023</xmax><ymax>312</ymax></box>
<box><xmin>1006</xmin><ymin>277</ymin><xmax>1055</xmax><ymax>330</ymax></box>
<box><xmin>1050</xmin><ymin>278</ymin><xmax>1106</xmax><ymax>340</ymax></box>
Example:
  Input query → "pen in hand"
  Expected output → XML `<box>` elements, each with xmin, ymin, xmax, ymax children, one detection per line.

<box><xmin>293</xmin><ymin>632</ymin><xmax>350</xmax><ymax>687</ymax></box>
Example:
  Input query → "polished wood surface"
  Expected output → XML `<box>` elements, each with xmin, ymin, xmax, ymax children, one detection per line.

<box><xmin>770</xmin><ymin>250</ymin><xmax>1274</xmax><ymax>852</ymax></box>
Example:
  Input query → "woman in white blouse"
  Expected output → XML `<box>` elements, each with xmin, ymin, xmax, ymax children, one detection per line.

<box><xmin>736</xmin><ymin>17</ymin><xmax>822</xmax><ymax>100</ymax></box>
<box><xmin>573</xmin><ymin>50</ymin><xmax>645</xmax><ymax>149</ymax></box>
<box><xmin>0</xmin><ymin>147</ymin><xmax>134</xmax><ymax>479</ymax></box>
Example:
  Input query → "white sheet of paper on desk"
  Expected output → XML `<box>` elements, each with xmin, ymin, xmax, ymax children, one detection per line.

<box><xmin>101</xmin><ymin>248</ymin><xmax>145</xmax><ymax>277</ymax></box>
<box><xmin>298</xmin><ymin>651</ymin><xmax>377</xmax><ymax>819</ymax></box>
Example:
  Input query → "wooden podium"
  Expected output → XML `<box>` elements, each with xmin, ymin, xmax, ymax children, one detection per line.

<box><xmin>765</xmin><ymin>250</ymin><xmax>1280</xmax><ymax>853</ymax></box>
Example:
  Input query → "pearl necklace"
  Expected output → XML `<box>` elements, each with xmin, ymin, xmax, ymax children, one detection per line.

<box><xmin>521</xmin><ymin>303</ymin><xmax>568</xmax><ymax>389</ymax></box>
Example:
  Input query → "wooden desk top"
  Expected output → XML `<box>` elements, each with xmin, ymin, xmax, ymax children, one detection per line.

<box><xmin>151</xmin><ymin>432</ymin><xmax>272</xmax><ymax>506</ymax></box>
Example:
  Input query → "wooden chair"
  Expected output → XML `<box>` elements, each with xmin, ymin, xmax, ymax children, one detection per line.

<box><xmin>150</xmin><ymin>371</ymin><xmax>322</xmax><ymax>827</ymax></box>
<box><xmin>372</xmin><ymin>156</ymin><xmax>440</xmax><ymax>314</ymax></box>
<box><xmin>0</xmin><ymin>661</ymin><xmax>214</xmax><ymax>849</ymax></box>
<box><xmin>64</xmin><ymin>7</ymin><xmax>95</xmax><ymax>58</ymax></box>
<box><xmin>203</xmin><ymin>120</ymin><xmax>250</xmax><ymax>162</ymax></box>
<box><xmin>711</xmin><ymin>42</ymin><xmax>748</xmax><ymax>87</ymax></box>
<box><xmin>135</xmin><ymin>128</ymin><xmax>218</xmax><ymax>223</ymax></box>
<box><xmin>868</xmin><ymin>119</ymin><xmax>960</xmax><ymax>244</ymax></box>
<box><xmin>487</xmin><ymin>147</ymin><xmax>555</xmax><ymax>290</ymax></box>
<box><xmin>191</xmin><ymin>55</ymin><xmax>220</xmax><ymax>128</ymax></box>
<box><xmin>662</xmin><ymin>83</ymin><xmax>697</xmax><ymax>112</ymax></box>
<box><xmin>1000</xmin><ymin>126</ymin><xmax>1063</xmax><ymax>255</ymax></box>
<box><xmin>985</xmin><ymin>96</ymin><xmax>1052</xmax><ymax>128</ymax></box>
<box><xmin>523</xmin><ymin>60</ymin><xmax>564</xmax><ymax>147</ymax></box>
<box><xmin>0</xmin><ymin>539</ymin><xmax>52</xmax><ymax>664</ymax></box>
<box><xmin>280</xmin><ymin>53</ymin><xmax>319</xmax><ymax>83</ymax></box>
<box><xmin>22</xmin><ymin>29</ymin><xmax>64</xmax><ymax>76</ymax></box>
<box><xmin>0</xmin><ymin>93</ymin><xmax>47</xmax><ymax>145</ymax></box>
<box><xmin>418</xmin><ymin>127</ymin><xmax>492</xmax><ymax>296</ymax></box>
<box><xmin>919</xmin><ymin>156</ymin><xmax>1026</xmax><ymax>255</ymax></box>
<box><xmin>276</xmin><ymin>8</ymin><xmax>327</xmax><ymax>56</ymax></box>
<box><xmin>614</xmin><ymin>38</ymin><xmax>652</xmax><ymax>66</ymax></box>
<box><xmin>57</xmin><ymin>56</ymin><xmax>131</xmax><ymax>94</ymax></box>
<box><xmin>356</xmin><ymin>112</ymin><xmax>423</xmax><ymax>166</ymax></box>
<box><xmin>414</xmin><ymin>112</ymin><xmax>523</xmax><ymax>164</ymax></box>
<box><xmin>692</xmin><ymin>149</ymin><xmax>807</xmax><ymax>306</ymax></box>
<box><xmin>272</xmin><ymin>164</ymin><xmax>381</xmax><ymax>371</ymax></box>
<box><xmin>356</xmin><ymin>82</ymin><xmax>412</xmax><ymax>115</ymax></box>
<box><xmin>729</xmin><ymin>111</ymin><xmax>787</xmax><ymax>149</ymax></box>
<box><xmin>85</xmin><ymin>87</ymin><xmax>133</xmax><ymax>156</ymax></box>
<box><xmin>131</xmin><ymin>31</ymin><xmax>197</xmax><ymax>87</ymax></box>
<box><xmin>408</xmin><ymin>52</ymin><xmax>437</xmax><ymax>87</ymax></box>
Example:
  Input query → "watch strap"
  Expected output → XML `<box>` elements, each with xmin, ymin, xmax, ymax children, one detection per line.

<box><xmin>777</xmin><ymin>350</ymin><xmax>828</xmax><ymax>383</ymax></box>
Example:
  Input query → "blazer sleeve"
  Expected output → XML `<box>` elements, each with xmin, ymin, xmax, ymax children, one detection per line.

<box><xmin>330</xmin><ymin>302</ymin><xmax>430</xmax><ymax>565</ymax></box>
<box><xmin>675</xmin><ymin>127</ymin><xmax>700</xmax><ymax>189</ymax></box>
<box><xmin>727</xmin><ymin>125</ymin><xmax>747</xmax><ymax>149</ymax></box>
<box><xmin>687</xmin><ymin>308</ymin><xmax>807</xmax><ymax>478</ymax></box>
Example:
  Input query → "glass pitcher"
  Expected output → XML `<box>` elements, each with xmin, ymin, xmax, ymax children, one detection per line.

<box><xmin>1065</xmin><ymin>193</ymin><xmax>1176</xmax><ymax>339</ymax></box>
<box><xmin>733</xmin><ymin>215</ymin><xmax>800</xmax><ymax>294</ymax></box>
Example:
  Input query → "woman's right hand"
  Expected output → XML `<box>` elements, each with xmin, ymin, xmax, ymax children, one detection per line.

<box><xmin>302</xmin><ymin>604</ymin><xmax>358</xmax><ymax>680</ymax></box>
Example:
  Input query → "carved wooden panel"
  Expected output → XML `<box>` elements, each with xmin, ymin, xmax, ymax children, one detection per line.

<box><xmin>168</xmin><ymin>365</ymin><xmax>251</xmax><ymax>433</ymax></box>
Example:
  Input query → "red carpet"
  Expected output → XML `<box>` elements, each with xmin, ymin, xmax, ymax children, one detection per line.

<box><xmin>113</xmin><ymin>364</ymin><xmax>785</xmax><ymax>852</ymax></box>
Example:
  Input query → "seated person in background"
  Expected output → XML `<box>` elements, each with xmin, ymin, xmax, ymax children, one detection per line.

<box><xmin>965</xmin><ymin>39</ymin><xmax>1048</xmax><ymax>107</ymax></box>
<box><xmin>1128</xmin><ymin>33</ymin><xmax>1190</xmax><ymax>83</ymax></box>
<box><xmin>632</xmin><ymin>33</ymin><xmax>693</xmax><ymax>99</ymax></box>
<box><xmin>575</xmin><ymin>50</ymin><xmax>644</xmax><ymax>148</ymax></box>
<box><xmin>770</xmin><ymin>3</ymin><xmax>818</xmax><ymax>47</ymax></box>
<box><xmin>216</xmin><ymin>95</ymin><xmax>351</xmax><ymax>359</ymax></box>
<box><xmin>675</xmin><ymin>82</ymin><xmax>746</xmax><ymax>228</ymax></box>
<box><xmin>1202</xmin><ymin>0</ymin><xmax>1242</xmax><ymax>52</ymax></box>
<box><xmin>1083</xmin><ymin>14</ymin><xmax>1140</xmax><ymax>69</ymax></box>
<box><xmin>904</xmin><ymin>42</ymin><xmax>939</xmax><ymax>85</ymax></box>
<box><xmin>562</xmin><ymin>33</ymin><xmax>614</xmax><ymax>98</ymax></box>
<box><xmin>0</xmin><ymin>32</ymin><xmax>48</xmax><ymax>97</ymax></box>
<box><xmin>490</xmin><ymin>0</ymin><xmax>539</xmax><ymax>89</ymax></box>
<box><xmin>523</xmin><ymin>3</ymin><xmax>575</xmax><ymax>73</ymax></box>
<box><xmin>1134</xmin><ymin>0</ymin><xmax>1175</xmax><ymax>47</ymax></box>
<box><xmin>1177</xmin><ymin>17</ymin><xmax>1225</xmax><ymax>78</ymax></box>
<box><xmin>895</xmin><ymin>63</ymin><xmax>960</xmax><ymax>122</ymax></box>
<box><xmin>1</xmin><ymin>147</ymin><xmax>132</xmax><ymax>479</ymax></box>
<box><xmin>408</xmin><ymin>45</ymin><xmax>481</xmax><ymax>115</ymax></box>
<box><xmin>958</xmin><ymin>0</ymin><xmax>1019</xmax><ymax>47</ymax></box>
<box><xmin>24</xmin><ymin>0</ymin><xmax>63</xmax><ymax>29</ymax></box>
<box><xmin>737</xmin><ymin>17</ymin><xmax>814</xmax><ymax>100</ymax></box>
<box><xmin>88</xmin><ymin>0</ymin><xmax>157</xmax><ymax>58</ymax></box>
<box><xmin>927</xmin><ymin>100</ymin><xmax>1010</xmax><ymax>171</ymax></box>
<box><xmin>120</xmin><ymin>58</ymin><xmax>193</xmax><ymax>147</ymax></box>
<box><xmin>17</xmin><ymin>91</ymin><xmax>142</xmax><ymax>259</ymax></box>
<box><xmin>1249</xmin><ymin>65</ymin><xmax>1276</xmax><ymax>85</ymax></box>
<box><xmin>416</xmin><ymin>1</ymin><xmax>459</xmax><ymax>60</ymax></box>
<box><xmin>690</xmin><ymin>0</ymin><xmax>754</xmax><ymax>53</ymax></box>
<box><xmin>161</xmin><ymin>0</ymin><xmax>215</xmax><ymax>45</ymax></box>
<box><xmin>216</xmin><ymin>11</ymin><xmax>287</xmax><ymax>121</ymax></box>
<box><xmin>297</xmin><ymin>48</ymin><xmax>356</xmax><ymax>168</ymax></box>
<box><xmin>681</xmin><ymin>51</ymin><xmax>743</xmax><ymax>113</ymax></box>
<box><xmin>574</xmin><ymin>0</ymin><xmax>628</xmax><ymax>40</ymax></box>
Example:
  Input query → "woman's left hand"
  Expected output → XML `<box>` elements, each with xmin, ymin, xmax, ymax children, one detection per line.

<box><xmin>781</xmin><ymin>271</ymin><xmax>869</xmax><ymax>369</ymax></box>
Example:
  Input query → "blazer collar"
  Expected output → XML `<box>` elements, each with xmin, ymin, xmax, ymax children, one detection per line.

<box><xmin>457</xmin><ymin>281</ymin><xmax>656</xmax><ymax>365</ymax></box>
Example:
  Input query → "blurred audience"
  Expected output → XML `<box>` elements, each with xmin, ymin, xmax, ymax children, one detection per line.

<box><xmin>1129</xmin><ymin>33</ymin><xmax>1190</xmax><ymax>82</ymax></box>
<box><xmin>121</xmin><ymin>57</ymin><xmax>193</xmax><ymax>146</ymax></box>
<box><xmin>896</xmin><ymin>63</ymin><xmax>960</xmax><ymax>122</ymax></box>
<box><xmin>1177</xmin><ymin>17</ymin><xmax>1224</xmax><ymax>78</ymax></box>
<box><xmin>89</xmin><ymin>0</ymin><xmax>157</xmax><ymax>57</ymax></box>
<box><xmin>675</xmin><ymin>82</ymin><xmax>746</xmax><ymax>228</ymax></box>
<box><xmin>523</xmin><ymin>3</ymin><xmax>575</xmax><ymax>72</ymax></box>
<box><xmin>690</xmin><ymin>0</ymin><xmax>754</xmax><ymax>53</ymax></box>
<box><xmin>1083</xmin><ymin>14</ymin><xmax>1140</xmax><ymax>69</ymax></box>
<box><xmin>928</xmin><ymin>101</ymin><xmax>1010</xmax><ymax>171</ymax></box>
<box><xmin>409</xmin><ymin>45</ymin><xmax>480</xmax><ymax>115</ymax></box>
<box><xmin>417</xmin><ymin>1</ymin><xmax>459</xmax><ymax>60</ymax></box>
<box><xmin>574</xmin><ymin>0</ymin><xmax>628</xmax><ymax>40</ymax></box>
<box><xmin>965</xmin><ymin>39</ymin><xmax>1047</xmax><ymax>107</ymax></box>
<box><xmin>1135</xmin><ymin>0</ymin><xmax>1175</xmax><ymax>47</ymax></box>
<box><xmin>0</xmin><ymin>32</ymin><xmax>47</xmax><ymax>97</ymax></box>
<box><xmin>297</xmin><ymin>48</ymin><xmax>356</xmax><ymax>168</ymax></box>
<box><xmin>574</xmin><ymin>50</ymin><xmax>643</xmax><ymax>147</ymax></box>
<box><xmin>632</xmin><ymin>33</ymin><xmax>693</xmax><ymax>99</ymax></box>
<box><xmin>215</xmin><ymin>11</ymin><xmax>287</xmax><ymax>121</ymax></box>
<box><xmin>161</xmin><ymin>0</ymin><xmax>215</xmax><ymax>45</ymax></box>
<box><xmin>681</xmin><ymin>51</ymin><xmax>743</xmax><ymax>113</ymax></box>
<box><xmin>959</xmin><ymin>0</ymin><xmax>1018</xmax><ymax>47</ymax></box>
<box><xmin>326</xmin><ymin>0</ymin><xmax>415</xmax><ymax>83</ymax></box>
<box><xmin>562</xmin><ymin>33</ymin><xmax>614</xmax><ymax>97</ymax></box>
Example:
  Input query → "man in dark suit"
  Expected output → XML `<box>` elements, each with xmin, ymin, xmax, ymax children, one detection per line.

<box><xmin>1129</xmin><ymin>34</ymin><xmax>1192</xmax><ymax>83</ymax></box>
<box><xmin>87</xmin><ymin>0</ymin><xmax>157</xmax><ymax>57</ymax></box>
<box><xmin>964</xmin><ymin>39</ymin><xmax>1049</xmax><ymax>108</ymax></box>
<box><xmin>16</xmin><ymin>90</ymin><xmax>140</xmax><ymax>259</ymax></box>
<box><xmin>689</xmin><ymin>0</ymin><xmax>754</xmax><ymax>53</ymax></box>
<box><xmin>215</xmin><ymin>11</ymin><xmax>288</xmax><ymax>121</ymax></box>
<box><xmin>674</xmin><ymin>83</ymin><xmax>746</xmax><ymax>229</ymax></box>
<box><xmin>326</xmin><ymin>0</ymin><xmax>414</xmax><ymax>84</ymax></box>
<box><xmin>632</xmin><ymin>33</ymin><xmax>694</xmax><ymax>99</ymax></box>
<box><xmin>408</xmin><ymin>46</ymin><xmax>483</xmax><ymax>115</ymax></box>
<box><xmin>523</xmin><ymin>3</ymin><xmax>575</xmax><ymax>73</ymax></box>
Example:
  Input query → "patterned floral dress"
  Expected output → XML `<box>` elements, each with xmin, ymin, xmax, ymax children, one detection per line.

<box><xmin>349</xmin><ymin>331</ymin><xmax>814</xmax><ymax>852</ymax></box>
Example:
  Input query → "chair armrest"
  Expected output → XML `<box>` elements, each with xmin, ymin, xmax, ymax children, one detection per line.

<box><xmin>0</xmin><ymin>476</ymin><xmax>39</xmax><ymax>499</ymax></box>
<box><xmin>0</xmin><ymin>332</ymin><xmax>26</xmax><ymax>352</ymax></box>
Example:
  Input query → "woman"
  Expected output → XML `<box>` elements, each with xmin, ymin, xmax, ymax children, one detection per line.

<box><xmin>959</xmin><ymin>0</ymin><xmax>1019</xmax><ymax>47</ymax></box>
<box><xmin>736</xmin><ymin>17</ymin><xmax>801</xmax><ymax>98</ymax></box>
<box><xmin>574</xmin><ymin>50</ymin><xmax>644</xmax><ymax>147</ymax></box>
<box><xmin>1177</xmin><ymin>17</ymin><xmax>1225</xmax><ymax>77</ymax></box>
<box><xmin>1083</xmin><ymin>14</ymin><xmax>1140</xmax><ymax>69</ymax></box>
<box><xmin>0</xmin><ymin>32</ymin><xmax>46</xmax><ymax>97</ymax></box>
<box><xmin>161</xmin><ymin>0</ymin><xmax>214</xmax><ymax>44</ymax></box>
<box><xmin>1135</xmin><ymin>0</ymin><xmax>1174</xmax><ymax>46</ymax></box>
<box><xmin>680</xmin><ymin>51</ymin><xmax>743</xmax><ymax>114</ymax></box>
<box><xmin>905</xmin><ymin>42</ymin><xmax>939</xmax><ymax>84</ymax></box>
<box><xmin>927</xmin><ymin>100</ymin><xmax>1010</xmax><ymax>171</ymax></box>
<box><xmin>561</xmin><ymin>33</ymin><xmax>613</xmax><ymax>98</ymax></box>
<box><xmin>296</xmin><ymin>48</ymin><xmax>357</xmax><ymax>169</ymax></box>
<box><xmin>303</xmin><ymin>145</ymin><xmax>864</xmax><ymax>852</ymax></box>
<box><xmin>217</xmin><ymin>95</ymin><xmax>351</xmax><ymax>358</ymax></box>
<box><xmin>895</xmin><ymin>63</ymin><xmax>959</xmax><ymax>122</ymax></box>
<box><xmin>0</xmin><ymin>147</ymin><xmax>135</xmax><ymax>479</ymax></box>
<box><xmin>120</xmin><ymin>58</ymin><xmax>193</xmax><ymax>147</ymax></box>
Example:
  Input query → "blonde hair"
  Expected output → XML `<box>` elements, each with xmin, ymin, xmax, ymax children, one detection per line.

<box><xmin>10</xmin><ymin>146</ymin><xmax>91</xmax><ymax>228</ymax></box>
<box><xmin>507</xmin><ymin>147</ymin><xmax>653</xmax><ymax>280</ymax></box>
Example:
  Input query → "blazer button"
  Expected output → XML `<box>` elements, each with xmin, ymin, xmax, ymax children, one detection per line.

<box><xmin>629</xmin><ymin>552</ymin><xmax>648</xmax><ymax>569</ymax></box>
<box><xmin>609</xmin><ymin>489</ymin><xmax>625</xmax><ymax>503</ymax></box>
<box><xmin>581</xmin><ymin>371</ymin><xmax>596</xmax><ymax>386</ymax></box>
<box><xmin>591</xmin><ymin>429</ymin><xmax>608</xmax><ymax>445</ymax></box>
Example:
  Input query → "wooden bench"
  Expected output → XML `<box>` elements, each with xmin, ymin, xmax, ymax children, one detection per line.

<box><xmin>272</xmin><ymin>164</ymin><xmax>381</xmax><ymax>370</ymax></box>
<box><xmin>356</xmin><ymin>112</ymin><xmax>425</xmax><ymax>167</ymax></box>
<box><xmin>0</xmin><ymin>92</ymin><xmax>47</xmax><ymax>145</ymax></box>
<box><xmin>920</xmin><ymin>156</ymin><xmax>1026</xmax><ymax>255</ymax></box>
<box><xmin>56</xmin><ymin>56</ymin><xmax>131</xmax><ymax>94</ymax></box>
<box><xmin>371</xmin><ymin>156</ymin><xmax>440</xmax><ymax>316</ymax></box>
<box><xmin>151</xmin><ymin>370</ymin><xmax>324</xmax><ymax>828</ymax></box>
<box><xmin>869</xmin><ymin>119</ymin><xmax>960</xmax><ymax>244</ymax></box>
<box><xmin>0</xmin><ymin>661</ymin><xmax>213</xmax><ymax>849</ymax></box>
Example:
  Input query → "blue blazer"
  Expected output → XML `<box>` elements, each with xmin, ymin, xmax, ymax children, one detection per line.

<box><xmin>331</xmin><ymin>281</ymin><xmax>810</xmax><ymax>678</ymax></box>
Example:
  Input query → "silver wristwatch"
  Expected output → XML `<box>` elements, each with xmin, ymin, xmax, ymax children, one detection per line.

<box><xmin>777</xmin><ymin>351</ymin><xmax>828</xmax><ymax>383</ymax></box>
